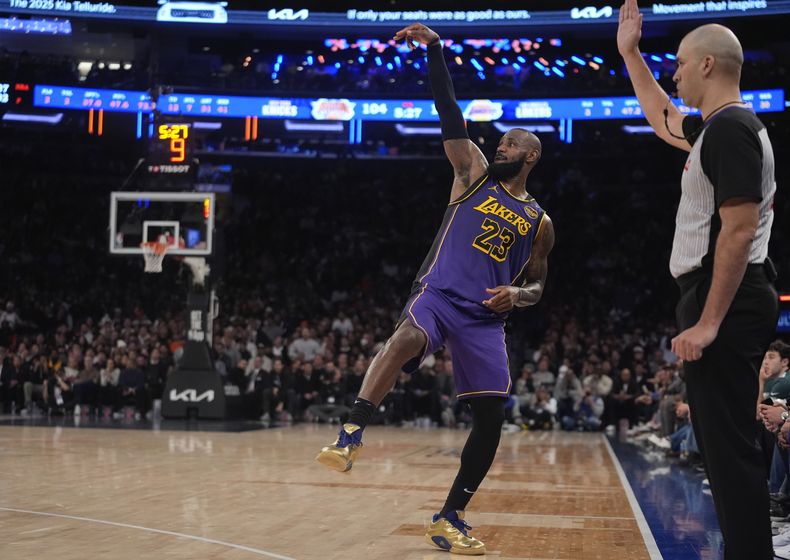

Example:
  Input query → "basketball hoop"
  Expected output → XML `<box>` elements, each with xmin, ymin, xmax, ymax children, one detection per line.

<box><xmin>141</xmin><ymin>241</ymin><xmax>169</xmax><ymax>273</ymax></box>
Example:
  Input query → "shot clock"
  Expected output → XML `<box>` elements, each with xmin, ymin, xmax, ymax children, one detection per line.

<box><xmin>147</xmin><ymin>122</ymin><xmax>193</xmax><ymax>175</ymax></box>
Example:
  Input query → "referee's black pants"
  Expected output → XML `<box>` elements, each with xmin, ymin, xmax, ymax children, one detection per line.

<box><xmin>677</xmin><ymin>264</ymin><xmax>778</xmax><ymax>560</ymax></box>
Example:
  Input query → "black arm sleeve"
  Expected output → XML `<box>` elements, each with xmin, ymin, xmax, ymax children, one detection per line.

<box><xmin>427</xmin><ymin>41</ymin><xmax>468</xmax><ymax>141</ymax></box>
<box><xmin>700</xmin><ymin>115</ymin><xmax>764</xmax><ymax>208</ymax></box>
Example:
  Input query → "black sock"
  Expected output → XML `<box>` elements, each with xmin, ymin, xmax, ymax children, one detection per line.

<box><xmin>347</xmin><ymin>398</ymin><xmax>377</xmax><ymax>431</ymax></box>
<box><xmin>440</xmin><ymin>397</ymin><xmax>505</xmax><ymax>517</ymax></box>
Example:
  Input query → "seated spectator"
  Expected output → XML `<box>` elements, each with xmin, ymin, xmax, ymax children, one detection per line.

<box><xmin>44</xmin><ymin>363</ymin><xmax>74</xmax><ymax>414</ymax></box>
<box><xmin>341</xmin><ymin>355</ymin><xmax>363</xmax><ymax>407</ymax></box>
<box><xmin>523</xmin><ymin>387</ymin><xmax>557</xmax><ymax>430</ymax></box>
<box><xmin>532</xmin><ymin>357</ymin><xmax>555</xmax><ymax>392</ymax></box>
<box><xmin>434</xmin><ymin>358</ymin><xmax>456</xmax><ymax>427</ymax></box>
<box><xmin>408</xmin><ymin>366</ymin><xmax>437</xmax><ymax>424</ymax></box>
<box><xmin>145</xmin><ymin>348</ymin><xmax>169</xmax><ymax>404</ymax></box>
<box><xmin>609</xmin><ymin>368</ymin><xmax>639</xmax><ymax>428</ymax></box>
<box><xmin>22</xmin><ymin>354</ymin><xmax>48</xmax><ymax>414</ymax></box>
<box><xmin>554</xmin><ymin>366</ymin><xmax>583</xmax><ymax>428</ymax></box>
<box><xmin>294</xmin><ymin>361</ymin><xmax>319</xmax><ymax>420</ymax></box>
<box><xmin>289</xmin><ymin>328</ymin><xmax>321</xmax><ymax>362</ymax></box>
<box><xmin>257</xmin><ymin>357</ymin><xmax>287</xmax><ymax>423</ymax></box>
<box><xmin>98</xmin><ymin>358</ymin><xmax>120</xmax><ymax>416</ymax></box>
<box><xmin>117</xmin><ymin>355</ymin><xmax>147</xmax><ymax>419</ymax></box>
<box><xmin>657</xmin><ymin>363</ymin><xmax>686</xmax><ymax>437</ymax></box>
<box><xmin>72</xmin><ymin>355</ymin><xmax>100</xmax><ymax>415</ymax></box>
<box><xmin>306</xmin><ymin>368</ymin><xmax>349</xmax><ymax>424</ymax></box>
<box><xmin>582</xmin><ymin>365</ymin><xmax>613</xmax><ymax>398</ymax></box>
<box><xmin>0</xmin><ymin>349</ymin><xmax>21</xmax><ymax>413</ymax></box>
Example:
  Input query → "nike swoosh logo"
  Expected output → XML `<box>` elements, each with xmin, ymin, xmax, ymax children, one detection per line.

<box><xmin>463</xmin><ymin>488</ymin><xmax>475</xmax><ymax>494</ymax></box>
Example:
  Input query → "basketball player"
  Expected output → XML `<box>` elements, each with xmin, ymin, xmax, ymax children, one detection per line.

<box><xmin>316</xmin><ymin>23</ymin><xmax>554</xmax><ymax>555</ymax></box>
<box><xmin>618</xmin><ymin>1</ymin><xmax>778</xmax><ymax>557</ymax></box>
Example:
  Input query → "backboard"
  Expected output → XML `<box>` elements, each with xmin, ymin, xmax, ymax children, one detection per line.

<box><xmin>109</xmin><ymin>191</ymin><xmax>214</xmax><ymax>256</ymax></box>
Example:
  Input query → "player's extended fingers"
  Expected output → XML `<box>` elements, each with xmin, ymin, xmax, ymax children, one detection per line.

<box><xmin>403</xmin><ymin>32</ymin><xmax>419</xmax><ymax>50</ymax></box>
<box><xmin>393</xmin><ymin>23</ymin><xmax>421</xmax><ymax>38</ymax></box>
<box><xmin>392</xmin><ymin>27</ymin><xmax>410</xmax><ymax>40</ymax></box>
<box><xmin>396</xmin><ymin>24</ymin><xmax>425</xmax><ymax>44</ymax></box>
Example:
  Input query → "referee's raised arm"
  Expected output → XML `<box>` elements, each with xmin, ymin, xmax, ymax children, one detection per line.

<box><xmin>617</xmin><ymin>0</ymin><xmax>691</xmax><ymax>152</ymax></box>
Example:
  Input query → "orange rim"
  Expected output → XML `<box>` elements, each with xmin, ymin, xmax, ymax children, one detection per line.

<box><xmin>141</xmin><ymin>242</ymin><xmax>169</xmax><ymax>255</ymax></box>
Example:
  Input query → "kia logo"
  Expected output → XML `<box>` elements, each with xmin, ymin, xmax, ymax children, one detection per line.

<box><xmin>570</xmin><ymin>6</ymin><xmax>614</xmax><ymax>19</ymax></box>
<box><xmin>170</xmin><ymin>389</ymin><xmax>215</xmax><ymax>402</ymax></box>
<box><xmin>267</xmin><ymin>8</ymin><xmax>309</xmax><ymax>21</ymax></box>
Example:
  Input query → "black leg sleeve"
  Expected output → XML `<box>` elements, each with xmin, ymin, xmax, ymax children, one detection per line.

<box><xmin>441</xmin><ymin>396</ymin><xmax>506</xmax><ymax>516</ymax></box>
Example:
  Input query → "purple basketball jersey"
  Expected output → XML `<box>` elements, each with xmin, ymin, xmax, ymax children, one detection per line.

<box><xmin>413</xmin><ymin>174</ymin><xmax>546</xmax><ymax>309</ymax></box>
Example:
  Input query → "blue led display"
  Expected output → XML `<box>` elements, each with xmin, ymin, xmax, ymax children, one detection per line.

<box><xmin>33</xmin><ymin>84</ymin><xmax>786</xmax><ymax>122</ymax></box>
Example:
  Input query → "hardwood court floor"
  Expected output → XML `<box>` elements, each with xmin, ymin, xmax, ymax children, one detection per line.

<box><xmin>0</xmin><ymin>423</ymin><xmax>655</xmax><ymax>560</ymax></box>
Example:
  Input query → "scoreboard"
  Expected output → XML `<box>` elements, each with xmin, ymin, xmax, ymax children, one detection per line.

<box><xmin>32</xmin><ymin>85</ymin><xmax>786</xmax><ymax>122</ymax></box>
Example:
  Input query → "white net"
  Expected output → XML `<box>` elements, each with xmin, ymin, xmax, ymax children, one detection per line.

<box><xmin>141</xmin><ymin>242</ymin><xmax>168</xmax><ymax>273</ymax></box>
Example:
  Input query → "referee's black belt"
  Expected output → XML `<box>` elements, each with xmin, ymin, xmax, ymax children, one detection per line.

<box><xmin>676</xmin><ymin>258</ymin><xmax>777</xmax><ymax>292</ymax></box>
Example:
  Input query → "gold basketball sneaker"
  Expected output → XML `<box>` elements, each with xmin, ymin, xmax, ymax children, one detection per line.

<box><xmin>315</xmin><ymin>423</ymin><xmax>363</xmax><ymax>472</ymax></box>
<box><xmin>425</xmin><ymin>510</ymin><xmax>486</xmax><ymax>555</ymax></box>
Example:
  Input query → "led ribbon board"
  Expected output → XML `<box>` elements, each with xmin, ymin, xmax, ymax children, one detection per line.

<box><xmin>0</xmin><ymin>0</ymin><xmax>786</xmax><ymax>27</ymax></box>
<box><xmin>34</xmin><ymin>85</ymin><xmax>786</xmax><ymax>121</ymax></box>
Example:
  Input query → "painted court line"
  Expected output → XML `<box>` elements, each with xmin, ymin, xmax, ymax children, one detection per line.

<box><xmin>0</xmin><ymin>506</ymin><xmax>297</xmax><ymax>560</ymax></box>
<box><xmin>602</xmin><ymin>435</ymin><xmax>663</xmax><ymax>560</ymax></box>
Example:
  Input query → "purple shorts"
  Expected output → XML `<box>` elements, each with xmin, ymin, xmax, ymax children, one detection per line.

<box><xmin>400</xmin><ymin>284</ymin><xmax>511</xmax><ymax>400</ymax></box>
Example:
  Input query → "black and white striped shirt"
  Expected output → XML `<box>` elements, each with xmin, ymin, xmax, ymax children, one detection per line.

<box><xmin>669</xmin><ymin>107</ymin><xmax>776</xmax><ymax>278</ymax></box>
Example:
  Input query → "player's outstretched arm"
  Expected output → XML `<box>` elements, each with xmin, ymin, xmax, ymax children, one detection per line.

<box><xmin>617</xmin><ymin>0</ymin><xmax>690</xmax><ymax>152</ymax></box>
<box><xmin>394</xmin><ymin>23</ymin><xmax>488</xmax><ymax>202</ymax></box>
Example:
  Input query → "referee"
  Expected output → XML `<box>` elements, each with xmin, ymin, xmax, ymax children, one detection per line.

<box><xmin>618</xmin><ymin>1</ymin><xmax>779</xmax><ymax>558</ymax></box>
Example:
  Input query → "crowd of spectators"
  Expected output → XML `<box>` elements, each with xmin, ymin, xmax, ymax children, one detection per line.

<box><xmin>0</xmin><ymin>120</ymin><xmax>787</xmax><ymax>430</ymax></box>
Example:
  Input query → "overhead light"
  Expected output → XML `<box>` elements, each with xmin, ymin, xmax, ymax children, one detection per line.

<box><xmin>395</xmin><ymin>124</ymin><xmax>441</xmax><ymax>135</ymax></box>
<box><xmin>0</xmin><ymin>17</ymin><xmax>72</xmax><ymax>34</ymax></box>
<box><xmin>622</xmin><ymin>125</ymin><xmax>655</xmax><ymax>134</ymax></box>
<box><xmin>284</xmin><ymin>120</ymin><xmax>343</xmax><ymax>132</ymax></box>
<box><xmin>77</xmin><ymin>61</ymin><xmax>93</xmax><ymax>77</ymax></box>
<box><xmin>193</xmin><ymin>121</ymin><xmax>222</xmax><ymax>130</ymax></box>
<box><xmin>3</xmin><ymin>112</ymin><xmax>63</xmax><ymax>124</ymax></box>
<box><xmin>494</xmin><ymin>122</ymin><xmax>555</xmax><ymax>133</ymax></box>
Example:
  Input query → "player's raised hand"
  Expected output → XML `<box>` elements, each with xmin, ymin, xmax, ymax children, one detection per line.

<box><xmin>393</xmin><ymin>23</ymin><xmax>440</xmax><ymax>50</ymax></box>
<box><xmin>617</xmin><ymin>0</ymin><xmax>643</xmax><ymax>57</ymax></box>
